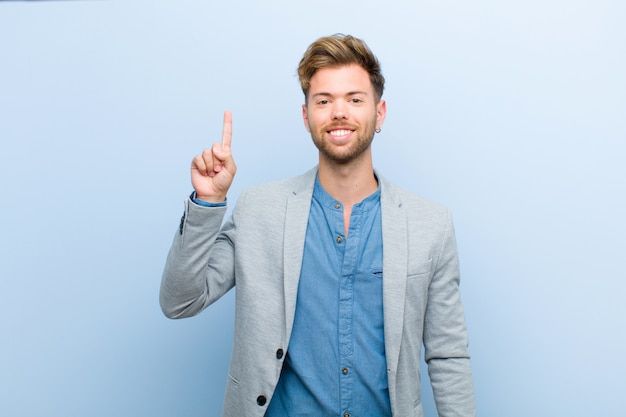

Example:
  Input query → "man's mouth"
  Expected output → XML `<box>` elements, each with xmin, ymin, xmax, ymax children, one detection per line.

<box><xmin>328</xmin><ymin>129</ymin><xmax>354</xmax><ymax>138</ymax></box>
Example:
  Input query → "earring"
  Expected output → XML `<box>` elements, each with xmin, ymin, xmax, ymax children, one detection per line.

<box><xmin>375</xmin><ymin>128</ymin><xmax>381</xmax><ymax>133</ymax></box>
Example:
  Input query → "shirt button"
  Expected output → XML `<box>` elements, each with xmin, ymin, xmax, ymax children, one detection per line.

<box><xmin>257</xmin><ymin>395</ymin><xmax>267</xmax><ymax>406</ymax></box>
<box><xmin>334</xmin><ymin>203</ymin><xmax>341</xmax><ymax>209</ymax></box>
<box><xmin>344</xmin><ymin>413</ymin><xmax>350</xmax><ymax>417</ymax></box>
<box><xmin>336</xmin><ymin>236</ymin><xmax>343</xmax><ymax>243</ymax></box>
<box><xmin>276</xmin><ymin>349</ymin><xmax>284</xmax><ymax>359</ymax></box>
<box><xmin>342</xmin><ymin>367</ymin><xmax>349</xmax><ymax>375</ymax></box>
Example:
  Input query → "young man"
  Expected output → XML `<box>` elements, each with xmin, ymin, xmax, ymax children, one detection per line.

<box><xmin>160</xmin><ymin>34</ymin><xmax>475</xmax><ymax>417</ymax></box>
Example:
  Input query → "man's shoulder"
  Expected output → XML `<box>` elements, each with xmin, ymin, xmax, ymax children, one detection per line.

<box><xmin>379</xmin><ymin>174</ymin><xmax>449</xmax><ymax>214</ymax></box>
<box><xmin>241</xmin><ymin>167</ymin><xmax>317</xmax><ymax>200</ymax></box>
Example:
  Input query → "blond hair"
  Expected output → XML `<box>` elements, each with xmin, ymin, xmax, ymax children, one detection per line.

<box><xmin>298</xmin><ymin>34</ymin><xmax>385</xmax><ymax>102</ymax></box>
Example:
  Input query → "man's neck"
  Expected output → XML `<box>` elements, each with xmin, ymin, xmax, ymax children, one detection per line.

<box><xmin>317</xmin><ymin>156</ymin><xmax>378</xmax><ymax>207</ymax></box>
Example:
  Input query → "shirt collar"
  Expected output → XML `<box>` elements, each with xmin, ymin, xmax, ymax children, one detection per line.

<box><xmin>313</xmin><ymin>173</ymin><xmax>381</xmax><ymax>212</ymax></box>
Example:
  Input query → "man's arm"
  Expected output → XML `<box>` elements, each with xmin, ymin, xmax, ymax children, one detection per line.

<box><xmin>159</xmin><ymin>111</ymin><xmax>238</xmax><ymax>319</ymax></box>
<box><xmin>424</xmin><ymin>211</ymin><xmax>476</xmax><ymax>416</ymax></box>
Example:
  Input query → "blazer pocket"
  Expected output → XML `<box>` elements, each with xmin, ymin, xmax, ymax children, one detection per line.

<box><xmin>412</xmin><ymin>398</ymin><xmax>424</xmax><ymax>417</ymax></box>
<box><xmin>407</xmin><ymin>258</ymin><xmax>432</xmax><ymax>278</ymax></box>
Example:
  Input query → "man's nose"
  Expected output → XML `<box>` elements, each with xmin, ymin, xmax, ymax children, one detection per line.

<box><xmin>332</xmin><ymin>102</ymin><xmax>349</xmax><ymax>120</ymax></box>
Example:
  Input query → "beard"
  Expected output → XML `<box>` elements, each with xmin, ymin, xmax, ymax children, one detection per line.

<box><xmin>309</xmin><ymin>118</ymin><xmax>377</xmax><ymax>165</ymax></box>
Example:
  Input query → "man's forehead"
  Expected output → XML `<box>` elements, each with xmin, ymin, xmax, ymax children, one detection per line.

<box><xmin>308</xmin><ymin>65</ymin><xmax>373</xmax><ymax>94</ymax></box>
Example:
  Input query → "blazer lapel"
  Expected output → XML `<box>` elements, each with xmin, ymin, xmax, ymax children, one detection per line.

<box><xmin>282</xmin><ymin>169</ymin><xmax>316</xmax><ymax>341</ymax></box>
<box><xmin>380</xmin><ymin>178</ymin><xmax>408</xmax><ymax>380</ymax></box>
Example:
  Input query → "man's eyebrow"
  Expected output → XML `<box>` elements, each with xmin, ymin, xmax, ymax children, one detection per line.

<box><xmin>310</xmin><ymin>90</ymin><xmax>369</xmax><ymax>98</ymax></box>
<box><xmin>311</xmin><ymin>92</ymin><xmax>332</xmax><ymax>98</ymax></box>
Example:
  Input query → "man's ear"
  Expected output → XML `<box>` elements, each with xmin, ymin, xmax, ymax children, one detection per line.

<box><xmin>376</xmin><ymin>99</ymin><xmax>387</xmax><ymax>131</ymax></box>
<box><xmin>302</xmin><ymin>104</ymin><xmax>311</xmax><ymax>132</ymax></box>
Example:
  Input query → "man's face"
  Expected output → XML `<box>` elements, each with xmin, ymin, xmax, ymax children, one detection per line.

<box><xmin>302</xmin><ymin>64</ymin><xmax>386</xmax><ymax>165</ymax></box>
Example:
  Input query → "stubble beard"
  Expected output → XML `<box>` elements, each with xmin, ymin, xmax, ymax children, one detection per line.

<box><xmin>310</xmin><ymin>120</ymin><xmax>376</xmax><ymax>165</ymax></box>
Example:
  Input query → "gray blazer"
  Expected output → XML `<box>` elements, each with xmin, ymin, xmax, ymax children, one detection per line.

<box><xmin>160</xmin><ymin>167</ymin><xmax>475</xmax><ymax>417</ymax></box>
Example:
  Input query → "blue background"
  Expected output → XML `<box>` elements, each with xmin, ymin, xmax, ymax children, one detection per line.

<box><xmin>1</xmin><ymin>1</ymin><xmax>624</xmax><ymax>416</ymax></box>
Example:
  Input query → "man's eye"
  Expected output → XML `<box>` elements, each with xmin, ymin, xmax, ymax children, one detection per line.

<box><xmin>318</xmin><ymin>100</ymin><xmax>329</xmax><ymax>105</ymax></box>
<box><xmin>351</xmin><ymin>98</ymin><xmax>362</xmax><ymax>103</ymax></box>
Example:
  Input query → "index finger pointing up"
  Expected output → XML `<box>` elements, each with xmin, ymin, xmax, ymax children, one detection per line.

<box><xmin>221</xmin><ymin>110</ymin><xmax>233</xmax><ymax>151</ymax></box>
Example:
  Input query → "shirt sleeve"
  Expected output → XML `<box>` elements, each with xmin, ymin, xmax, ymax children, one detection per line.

<box><xmin>190</xmin><ymin>191</ymin><xmax>227</xmax><ymax>207</ymax></box>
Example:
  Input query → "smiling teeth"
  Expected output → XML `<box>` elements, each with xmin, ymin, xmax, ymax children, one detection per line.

<box><xmin>331</xmin><ymin>129</ymin><xmax>351</xmax><ymax>137</ymax></box>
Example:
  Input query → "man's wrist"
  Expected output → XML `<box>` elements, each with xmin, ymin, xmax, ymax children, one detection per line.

<box><xmin>190</xmin><ymin>191</ymin><xmax>227</xmax><ymax>207</ymax></box>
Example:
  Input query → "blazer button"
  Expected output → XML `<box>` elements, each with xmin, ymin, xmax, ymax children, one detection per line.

<box><xmin>276</xmin><ymin>349</ymin><xmax>284</xmax><ymax>360</ymax></box>
<box><xmin>257</xmin><ymin>395</ymin><xmax>267</xmax><ymax>406</ymax></box>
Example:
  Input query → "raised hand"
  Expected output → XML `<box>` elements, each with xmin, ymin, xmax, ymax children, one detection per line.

<box><xmin>190</xmin><ymin>110</ymin><xmax>237</xmax><ymax>202</ymax></box>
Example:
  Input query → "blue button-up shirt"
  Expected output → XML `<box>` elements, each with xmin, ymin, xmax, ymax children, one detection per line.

<box><xmin>266</xmin><ymin>176</ymin><xmax>391</xmax><ymax>417</ymax></box>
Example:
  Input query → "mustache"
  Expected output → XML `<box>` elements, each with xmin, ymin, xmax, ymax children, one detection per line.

<box><xmin>323</xmin><ymin>123</ymin><xmax>358</xmax><ymax>131</ymax></box>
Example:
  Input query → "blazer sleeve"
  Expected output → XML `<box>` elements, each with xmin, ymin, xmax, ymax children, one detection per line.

<box><xmin>424</xmin><ymin>210</ymin><xmax>476</xmax><ymax>416</ymax></box>
<box><xmin>159</xmin><ymin>192</ymin><xmax>242</xmax><ymax>319</ymax></box>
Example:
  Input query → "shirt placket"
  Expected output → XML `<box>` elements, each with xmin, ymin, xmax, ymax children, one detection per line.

<box><xmin>337</xmin><ymin>205</ymin><xmax>362</xmax><ymax>417</ymax></box>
